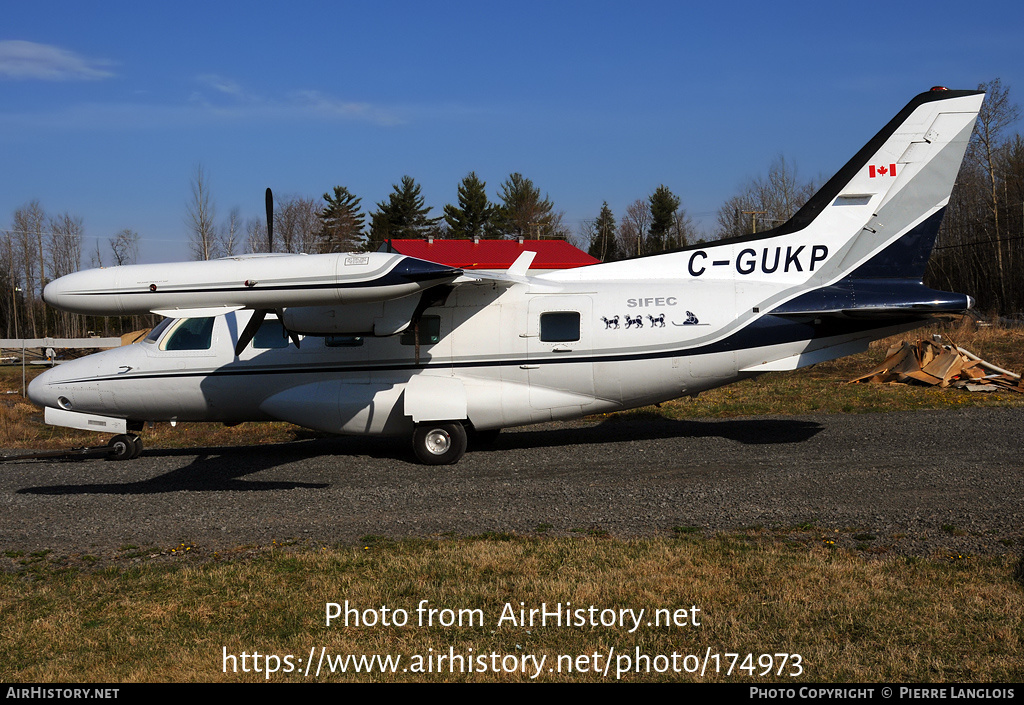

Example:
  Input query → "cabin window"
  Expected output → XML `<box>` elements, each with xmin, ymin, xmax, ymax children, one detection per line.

<box><xmin>161</xmin><ymin>317</ymin><xmax>214</xmax><ymax>351</ymax></box>
<box><xmin>252</xmin><ymin>319</ymin><xmax>289</xmax><ymax>349</ymax></box>
<box><xmin>539</xmin><ymin>312</ymin><xmax>580</xmax><ymax>342</ymax></box>
<box><xmin>325</xmin><ymin>335</ymin><xmax>364</xmax><ymax>347</ymax></box>
<box><xmin>400</xmin><ymin>315</ymin><xmax>441</xmax><ymax>346</ymax></box>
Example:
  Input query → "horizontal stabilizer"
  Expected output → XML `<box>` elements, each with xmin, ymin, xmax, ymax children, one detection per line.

<box><xmin>772</xmin><ymin>279</ymin><xmax>973</xmax><ymax>318</ymax></box>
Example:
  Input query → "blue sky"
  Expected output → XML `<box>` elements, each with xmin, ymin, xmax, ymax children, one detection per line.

<box><xmin>2</xmin><ymin>1</ymin><xmax>1022</xmax><ymax>262</ymax></box>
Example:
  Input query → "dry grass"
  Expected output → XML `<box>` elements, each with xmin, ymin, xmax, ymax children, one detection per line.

<box><xmin>2</xmin><ymin>536</ymin><xmax>1021</xmax><ymax>682</ymax></box>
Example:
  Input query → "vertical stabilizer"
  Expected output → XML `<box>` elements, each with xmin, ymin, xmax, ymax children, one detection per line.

<box><xmin>779</xmin><ymin>89</ymin><xmax>984</xmax><ymax>281</ymax></box>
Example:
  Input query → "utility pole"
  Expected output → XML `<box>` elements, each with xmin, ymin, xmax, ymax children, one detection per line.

<box><xmin>741</xmin><ymin>210</ymin><xmax>768</xmax><ymax>233</ymax></box>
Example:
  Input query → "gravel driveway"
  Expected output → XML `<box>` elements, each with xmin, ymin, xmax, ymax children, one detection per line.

<box><xmin>2</xmin><ymin>408</ymin><xmax>1022</xmax><ymax>559</ymax></box>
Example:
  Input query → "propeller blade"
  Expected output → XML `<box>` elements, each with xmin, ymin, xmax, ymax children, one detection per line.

<box><xmin>235</xmin><ymin>309</ymin><xmax>268</xmax><ymax>356</ymax></box>
<box><xmin>277</xmin><ymin>308</ymin><xmax>301</xmax><ymax>349</ymax></box>
<box><xmin>265</xmin><ymin>187</ymin><xmax>274</xmax><ymax>253</ymax></box>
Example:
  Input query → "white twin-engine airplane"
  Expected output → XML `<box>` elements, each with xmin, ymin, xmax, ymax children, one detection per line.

<box><xmin>30</xmin><ymin>88</ymin><xmax>983</xmax><ymax>464</ymax></box>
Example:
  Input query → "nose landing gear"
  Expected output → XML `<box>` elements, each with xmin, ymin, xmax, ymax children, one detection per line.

<box><xmin>107</xmin><ymin>434</ymin><xmax>143</xmax><ymax>461</ymax></box>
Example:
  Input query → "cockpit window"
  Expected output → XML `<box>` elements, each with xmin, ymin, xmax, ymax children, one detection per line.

<box><xmin>252</xmin><ymin>319</ymin><xmax>289</xmax><ymax>349</ymax></box>
<box><xmin>144</xmin><ymin>318</ymin><xmax>173</xmax><ymax>343</ymax></box>
<box><xmin>161</xmin><ymin>317</ymin><xmax>215</xmax><ymax>351</ymax></box>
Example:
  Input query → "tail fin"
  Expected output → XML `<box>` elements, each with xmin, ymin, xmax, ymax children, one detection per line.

<box><xmin>782</xmin><ymin>88</ymin><xmax>983</xmax><ymax>278</ymax></box>
<box><xmin>545</xmin><ymin>88</ymin><xmax>983</xmax><ymax>307</ymax></box>
<box><xmin>772</xmin><ymin>88</ymin><xmax>984</xmax><ymax>317</ymax></box>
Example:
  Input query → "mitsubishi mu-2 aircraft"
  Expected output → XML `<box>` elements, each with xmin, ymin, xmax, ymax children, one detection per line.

<box><xmin>30</xmin><ymin>88</ymin><xmax>984</xmax><ymax>465</ymax></box>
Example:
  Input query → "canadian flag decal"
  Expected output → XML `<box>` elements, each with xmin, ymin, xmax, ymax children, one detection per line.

<box><xmin>869</xmin><ymin>164</ymin><xmax>897</xmax><ymax>178</ymax></box>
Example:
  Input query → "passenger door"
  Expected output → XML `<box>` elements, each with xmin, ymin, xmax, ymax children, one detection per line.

<box><xmin>524</xmin><ymin>295</ymin><xmax>595</xmax><ymax>410</ymax></box>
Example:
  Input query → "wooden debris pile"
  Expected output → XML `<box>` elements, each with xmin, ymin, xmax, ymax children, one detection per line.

<box><xmin>849</xmin><ymin>338</ymin><xmax>1023</xmax><ymax>392</ymax></box>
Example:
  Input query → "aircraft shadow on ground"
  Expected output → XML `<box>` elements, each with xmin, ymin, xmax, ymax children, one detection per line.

<box><xmin>16</xmin><ymin>417</ymin><xmax>821</xmax><ymax>495</ymax></box>
<box><xmin>16</xmin><ymin>440</ymin><xmax>341</xmax><ymax>496</ymax></box>
<box><xmin>486</xmin><ymin>415</ymin><xmax>824</xmax><ymax>452</ymax></box>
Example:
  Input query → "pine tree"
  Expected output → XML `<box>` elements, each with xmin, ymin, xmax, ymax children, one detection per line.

<box><xmin>587</xmin><ymin>202</ymin><xmax>620</xmax><ymax>261</ymax></box>
<box><xmin>369</xmin><ymin>176</ymin><xmax>441</xmax><ymax>249</ymax></box>
<box><xmin>648</xmin><ymin>185</ymin><xmax>681</xmax><ymax>253</ymax></box>
<box><xmin>444</xmin><ymin>172</ymin><xmax>494</xmax><ymax>239</ymax></box>
<box><xmin>493</xmin><ymin>173</ymin><xmax>556</xmax><ymax>239</ymax></box>
<box><xmin>319</xmin><ymin>185</ymin><xmax>365</xmax><ymax>252</ymax></box>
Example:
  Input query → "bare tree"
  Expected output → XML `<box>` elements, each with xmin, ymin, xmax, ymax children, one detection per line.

<box><xmin>48</xmin><ymin>213</ymin><xmax>83</xmax><ymax>278</ymax></box>
<box><xmin>1</xmin><ymin>232</ymin><xmax>17</xmax><ymax>337</ymax></box>
<box><xmin>89</xmin><ymin>238</ymin><xmax>104</xmax><ymax>268</ymax></box>
<box><xmin>757</xmin><ymin>155</ymin><xmax>814</xmax><ymax>226</ymax></box>
<box><xmin>48</xmin><ymin>213</ymin><xmax>84</xmax><ymax>336</ymax></box>
<box><xmin>669</xmin><ymin>207</ymin><xmax>698</xmax><ymax>249</ymax></box>
<box><xmin>109</xmin><ymin>228</ymin><xmax>139</xmax><ymax>266</ymax></box>
<box><xmin>715</xmin><ymin>191</ymin><xmax>761</xmax><ymax>240</ymax></box>
<box><xmin>715</xmin><ymin>155</ymin><xmax>818</xmax><ymax>239</ymax></box>
<box><xmin>973</xmin><ymin>79</ymin><xmax>1021</xmax><ymax>305</ymax></box>
<box><xmin>222</xmin><ymin>207</ymin><xmax>242</xmax><ymax>257</ymax></box>
<box><xmin>274</xmin><ymin>195</ymin><xmax>321</xmax><ymax>253</ymax></box>
<box><xmin>618</xmin><ymin>199</ymin><xmax>651</xmax><ymax>257</ymax></box>
<box><xmin>12</xmin><ymin>201</ymin><xmax>46</xmax><ymax>336</ymax></box>
<box><xmin>186</xmin><ymin>164</ymin><xmax>219</xmax><ymax>260</ymax></box>
<box><xmin>244</xmin><ymin>216</ymin><xmax>268</xmax><ymax>253</ymax></box>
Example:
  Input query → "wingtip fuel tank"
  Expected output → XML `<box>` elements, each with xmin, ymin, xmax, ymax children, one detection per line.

<box><xmin>43</xmin><ymin>251</ymin><xmax>462</xmax><ymax>316</ymax></box>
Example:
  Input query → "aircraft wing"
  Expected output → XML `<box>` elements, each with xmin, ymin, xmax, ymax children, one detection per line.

<box><xmin>41</xmin><ymin>250</ymin><xmax>548</xmax><ymax>353</ymax></box>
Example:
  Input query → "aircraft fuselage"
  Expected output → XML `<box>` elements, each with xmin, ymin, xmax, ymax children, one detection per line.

<box><xmin>29</xmin><ymin>269</ymin><xmax>917</xmax><ymax>440</ymax></box>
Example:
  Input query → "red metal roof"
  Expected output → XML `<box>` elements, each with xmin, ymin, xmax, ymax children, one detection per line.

<box><xmin>386</xmin><ymin>239</ymin><xmax>600</xmax><ymax>270</ymax></box>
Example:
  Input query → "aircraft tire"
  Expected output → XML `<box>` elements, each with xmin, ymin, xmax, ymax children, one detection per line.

<box><xmin>107</xmin><ymin>434</ymin><xmax>137</xmax><ymax>461</ymax></box>
<box><xmin>130</xmin><ymin>434</ymin><xmax>143</xmax><ymax>459</ymax></box>
<box><xmin>412</xmin><ymin>422</ymin><xmax>467</xmax><ymax>465</ymax></box>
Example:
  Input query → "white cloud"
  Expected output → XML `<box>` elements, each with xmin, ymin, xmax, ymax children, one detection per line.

<box><xmin>289</xmin><ymin>90</ymin><xmax>406</xmax><ymax>126</ymax></box>
<box><xmin>0</xmin><ymin>94</ymin><xmax>409</xmax><ymax>132</ymax></box>
<box><xmin>187</xmin><ymin>75</ymin><xmax>406</xmax><ymax>126</ymax></box>
<box><xmin>0</xmin><ymin>40</ymin><xmax>115</xmax><ymax>81</ymax></box>
<box><xmin>0</xmin><ymin>71</ymin><xmax>423</xmax><ymax>130</ymax></box>
<box><xmin>196</xmin><ymin>74</ymin><xmax>250</xmax><ymax>100</ymax></box>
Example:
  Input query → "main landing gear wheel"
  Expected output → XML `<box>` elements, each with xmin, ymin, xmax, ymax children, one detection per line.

<box><xmin>107</xmin><ymin>434</ymin><xmax>142</xmax><ymax>461</ymax></box>
<box><xmin>412</xmin><ymin>422</ymin><xmax>467</xmax><ymax>465</ymax></box>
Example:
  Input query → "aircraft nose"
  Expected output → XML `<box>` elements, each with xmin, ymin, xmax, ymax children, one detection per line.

<box><xmin>27</xmin><ymin>365</ymin><xmax>58</xmax><ymax>408</ymax></box>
